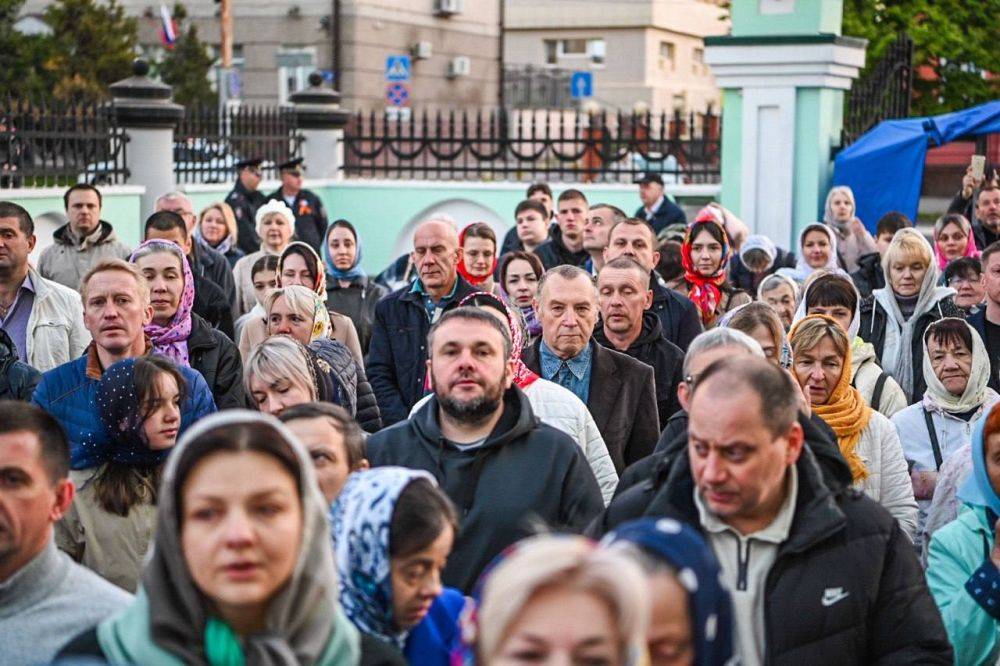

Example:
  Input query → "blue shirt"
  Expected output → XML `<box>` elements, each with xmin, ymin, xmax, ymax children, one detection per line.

<box><xmin>0</xmin><ymin>272</ymin><xmax>35</xmax><ymax>364</ymax></box>
<box><xmin>539</xmin><ymin>339</ymin><xmax>593</xmax><ymax>404</ymax></box>
<box><xmin>410</xmin><ymin>277</ymin><xmax>460</xmax><ymax>323</ymax></box>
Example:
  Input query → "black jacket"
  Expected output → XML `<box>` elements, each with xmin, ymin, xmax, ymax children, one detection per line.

<box><xmin>522</xmin><ymin>338</ymin><xmax>660</xmax><ymax>472</ymax></box>
<box><xmin>367</xmin><ymin>277</ymin><xmax>478</xmax><ymax>425</ymax></box>
<box><xmin>268</xmin><ymin>187</ymin><xmax>328</xmax><ymax>256</ymax></box>
<box><xmin>325</xmin><ymin>276</ymin><xmax>389</xmax><ymax>355</ymax></box>
<box><xmin>649</xmin><ymin>276</ymin><xmax>702</xmax><ymax>351</ymax></box>
<box><xmin>968</xmin><ymin>307</ymin><xmax>1000</xmax><ymax>393</ymax></box>
<box><xmin>593</xmin><ymin>311</ymin><xmax>683</xmax><ymax>428</ymax></box>
<box><xmin>849</xmin><ymin>252</ymin><xmax>885</xmax><ymax>300</ymax></box>
<box><xmin>366</xmin><ymin>387</ymin><xmax>603</xmax><ymax>592</ymax></box>
<box><xmin>858</xmin><ymin>293</ymin><xmax>963</xmax><ymax>402</ymax></box>
<box><xmin>635</xmin><ymin>197</ymin><xmax>686</xmax><ymax>234</ymax></box>
<box><xmin>191</xmin><ymin>272</ymin><xmax>235</xmax><ymax>341</ymax></box>
<box><xmin>729</xmin><ymin>248</ymin><xmax>796</xmax><ymax>294</ymax></box>
<box><xmin>590</xmin><ymin>426</ymin><xmax>952</xmax><ymax>664</ymax></box>
<box><xmin>226</xmin><ymin>179</ymin><xmax>268</xmax><ymax>254</ymax></box>
<box><xmin>189</xmin><ymin>242</ymin><xmax>236</xmax><ymax>316</ymax></box>
<box><xmin>311</xmin><ymin>338</ymin><xmax>382</xmax><ymax>433</ymax></box>
<box><xmin>187</xmin><ymin>313</ymin><xmax>245</xmax><ymax>410</ymax></box>
<box><xmin>0</xmin><ymin>329</ymin><xmax>40</xmax><ymax>401</ymax></box>
<box><xmin>973</xmin><ymin>219</ymin><xmax>1000</xmax><ymax>253</ymax></box>
<box><xmin>532</xmin><ymin>225</ymin><xmax>589</xmax><ymax>270</ymax></box>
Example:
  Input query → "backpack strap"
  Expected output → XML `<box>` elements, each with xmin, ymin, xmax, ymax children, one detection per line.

<box><xmin>923</xmin><ymin>408</ymin><xmax>944</xmax><ymax>470</ymax></box>
<box><xmin>871</xmin><ymin>372</ymin><xmax>890</xmax><ymax>411</ymax></box>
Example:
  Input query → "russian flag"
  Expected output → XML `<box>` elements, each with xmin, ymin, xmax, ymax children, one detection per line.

<box><xmin>160</xmin><ymin>4</ymin><xmax>177</xmax><ymax>47</ymax></box>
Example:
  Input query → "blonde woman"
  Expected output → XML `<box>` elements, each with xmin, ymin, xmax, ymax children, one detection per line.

<box><xmin>194</xmin><ymin>202</ymin><xmax>244</xmax><ymax>268</ymax></box>
<box><xmin>790</xmin><ymin>315</ymin><xmax>917</xmax><ymax>539</ymax></box>
<box><xmin>468</xmin><ymin>534</ymin><xmax>649</xmax><ymax>666</ymax></box>
<box><xmin>231</xmin><ymin>200</ymin><xmax>295</xmax><ymax>316</ymax></box>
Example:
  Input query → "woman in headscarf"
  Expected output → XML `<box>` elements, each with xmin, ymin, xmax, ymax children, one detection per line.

<box><xmin>824</xmin><ymin>185</ymin><xmax>879</xmax><ymax>272</ymax></box>
<box><xmin>323</xmin><ymin>220</ymin><xmax>388</xmax><ymax>354</ymax></box>
<box><xmin>459</xmin><ymin>534</ymin><xmax>649</xmax><ymax>666</ymax></box>
<box><xmin>240</xmin><ymin>243</ymin><xmax>363</xmax><ymax>366</ymax></box>
<box><xmin>456</xmin><ymin>222</ymin><xmax>499</xmax><ymax>294</ymax></box>
<box><xmin>56</xmin><ymin>410</ymin><xmax>362</xmax><ymax>665</ymax></box>
<box><xmin>859</xmin><ymin>228</ymin><xmax>962</xmax><ymax>403</ymax></box>
<box><xmin>793</xmin><ymin>270</ymin><xmax>907</xmax><ymax>418</ymax></box>
<box><xmin>891</xmin><ymin>318</ymin><xmax>999</xmax><ymax>551</ymax></box>
<box><xmin>498</xmin><ymin>250</ymin><xmax>544</xmax><ymax>341</ymax></box>
<box><xmin>757</xmin><ymin>273</ymin><xmax>799</xmax><ymax>330</ymax></box>
<box><xmin>330</xmin><ymin>467</ymin><xmax>463</xmax><ymax>665</ymax></box>
<box><xmin>245</xmin><ymin>334</ymin><xmax>382</xmax><ymax>433</ymax></box>
<box><xmin>55</xmin><ymin>356</ymin><xmax>190</xmax><ymax>592</ymax></box>
<box><xmin>195</xmin><ymin>202</ymin><xmax>245</xmax><ymax>268</ymax></box>
<box><xmin>677</xmin><ymin>209</ymin><xmax>750</xmax><ymax>328</ymax></box>
<box><xmin>777</xmin><ymin>223</ymin><xmax>844</xmax><ymax>285</ymax></box>
<box><xmin>789</xmin><ymin>315</ymin><xmax>917</xmax><ymax>539</ymax></box>
<box><xmin>130</xmin><ymin>239</ymin><xmax>245</xmax><ymax>410</ymax></box>
<box><xmin>602</xmin><ymin>518</ymin><xmax>734</xmax><ymax>666</ymax></box>
<box><xmin>409</xmin><ymin>291</ymin><xmax>618</xmax><ymax>503</ymax></box>
<box><xmin>233</xmin><ymin>200</ymin><xmax>296</xmax><ymax>316</ymax></box>
<box><xmin>933</xmin><ymin>213</ymin><xmax>980</xmax><ymax>275</ymax></box>
<box><xmin>728</xmin><ymin>233</ymin><xmax>796</xmax><ymax>294</ymax></box>
<box><xmin>927</xmin><ymin>403</ymin><xmax>1000</xmax><ymax>665</ymax></box>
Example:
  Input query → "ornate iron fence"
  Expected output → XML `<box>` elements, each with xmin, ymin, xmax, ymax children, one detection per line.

<box><xmin>0</xmin><ymin>98</ymin><xmax>128</xmax><ymax>189</ymax></box>
<box><xmin>842</xmin><ymin>32</ymin><xmax>913</xmax><ymax>146</ymax></box>
<box><xmin>174</xmin><ymin>105</ymin><xmax>303</xmax><ymax>184</ymax></box>
<box><xmin>343</xmin><ymin>107</ymin><xmax>720</xmax><ymax>183</ymax></box>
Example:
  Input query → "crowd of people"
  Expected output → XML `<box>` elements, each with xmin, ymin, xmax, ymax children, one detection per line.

<box><xmin>2</xmin><ymin>159</ymin><xmax>1000</xmax><ymax>665</ymax></box>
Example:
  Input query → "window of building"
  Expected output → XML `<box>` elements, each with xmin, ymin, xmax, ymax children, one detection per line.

<box><xmin>545</xmin><ymin>38</ymin><xmax>606</xmax><ymax>66</ymax></box>
<box><xmin>544</xmin><ymin>39</ymin><xmax>558</xmax><ymax>65</ymax></box>
<box><xmin>673</xmin><ymin>93</ymin><xmax>686</xmax><ymax>111</ymax></box>
<box><xmin>276</xmin><ymin>46</ymin><xmax>316</xmax><ymax>104</ymax></box>
<box><xmin>589</xmin><ymin>39</ymin><xmax>605</xmax><ymax>65</ymax></box>
<box><xmin>659</xmin><ymin>41</ymin><xmax>675</xmax><ymax>68</ymax></box>
<box><xmin>693</xmin><ymin>47</ymin><xmax>705</xmax><ymax>72</ymax></box>
<box><xmin>561</xmin><ymin>39</ymin><xmax>587</xmax><ymax>55</ymax></box>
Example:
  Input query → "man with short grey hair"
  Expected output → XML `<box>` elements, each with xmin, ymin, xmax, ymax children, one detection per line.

<box><xmin>522</xmin><ymin>264</ymin><xmax>659</xmax><ymax>472</ymax></box>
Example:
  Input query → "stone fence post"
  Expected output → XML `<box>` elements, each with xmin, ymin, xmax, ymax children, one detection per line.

<box><xmin>289</xmin><ymin>72</ymin><xmax>351</xmax><ymax>181</ymax></box>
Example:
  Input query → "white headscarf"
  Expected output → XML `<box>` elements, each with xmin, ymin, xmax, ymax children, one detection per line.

<box><xmin>922</xmin><ymin>318</ymin><xmax>995</xmax><ymax>414</ymax></box>
<box><xmin>873</xmin><ymin>228</ymin><xmax>955</xmax><ymax>399</ymax></box>
<box><xmin>777</xmin><ymin>223</ymin><xmax>844</xmax><ymax>284</ymax></box>
<box><xmin>740</xmin><ymin>234</ymin><xmax>777</xmax><ymax>272</ymax></box>
<box><xmin>791</xmin><ymin>270</ymin><xmax>861</xmax><ymax>342</ymax></box>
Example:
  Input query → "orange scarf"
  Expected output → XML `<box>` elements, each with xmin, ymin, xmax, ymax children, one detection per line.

<box><xmin>791</xmin><ymin>316</ymin><xmax>871</xmax><ymax>483</ymax></box>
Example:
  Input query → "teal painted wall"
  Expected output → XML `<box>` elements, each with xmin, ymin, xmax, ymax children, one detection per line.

<box><xmin>731</xmin><ymin>0</ymin><xmax>843</xmax><ymax>37</ymax></box>
<box><xmin>792</xmin><ymin>88</ymin><xmax>843</xmax><ymax>239</ymax></box>
<box><xmin>720</xmin><ymin>90</ymin><xmax>743</xmax><ymax>215</ymax></box>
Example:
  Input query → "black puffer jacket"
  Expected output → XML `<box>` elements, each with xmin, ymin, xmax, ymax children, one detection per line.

<box><xmin>590</xmin><ymin>425</ymin><xmax>953</xmax><ymax>665</ymax></box>
<box><xmin>649</xmin><ymin>277</ymin><xmax>702</xmax><ymax>351</ymax></box>
<box><xmin>311</xmin><ymin>337</ymin><xmax>382</xmax><ymax>433</ymax></box>
<box><xmin>532</xmin><ymin>225</ymin><xmax>588</xmax><ymax>270</ymax></box>
<box><xmin>0</xmin><ymin>329</ymin><xmax>40</xmax><ymax>401</ymax></box>
<box><xmin>850</xmin><ymin>252</ymin><xmax>885</xmax><ymax>300</ymax></box>
<box><xmin>187</xmin><ymin>313</ymin><xmax>245</xmax><ymax>410</ymax></box>
<box><xmin>858</xmin><ymin>293</ymin><xmax>964</xmax><ymax>402</ymax></box>
<box><xmin>325</xmin><ymin>276</ymin><xmax>389</xmax><ymax>355</ymax></box>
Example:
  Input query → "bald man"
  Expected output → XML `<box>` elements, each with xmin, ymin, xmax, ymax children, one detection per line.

<box><xmin>367</xmin><ymin>219</ymin><xmax>478</xmax><ymax>425</ymax></box>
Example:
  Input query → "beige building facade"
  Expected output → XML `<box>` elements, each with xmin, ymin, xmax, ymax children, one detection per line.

<box><xmin>504</xmin><ymin>0</ymin><xmax>728</xmax><ymax>113</ymax></box>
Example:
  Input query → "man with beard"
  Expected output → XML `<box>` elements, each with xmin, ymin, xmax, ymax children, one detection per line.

<box><xmin>365</xmin><ymin>307</ymin><xmax>603</xmax><ymax>592</ymax></box>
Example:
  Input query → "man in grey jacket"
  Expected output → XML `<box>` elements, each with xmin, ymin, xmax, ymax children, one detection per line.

<box><xmin>37</xmin><ymin>184</ymin><xmax>131</xmax><ymax>292</ymax></box>
<box><xmin>0</xmin><ymin>402</ymin><xmax>131</xmax><ymax>665</ymax></box>
<box><xmin>0</xmin><ymin>202</ymin><xmax>90</xmax><ymax>372</ymax></box>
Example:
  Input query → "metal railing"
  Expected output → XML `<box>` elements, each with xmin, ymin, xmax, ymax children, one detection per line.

<box><xmin>174</xmin><ymin>105</ymin><xmax>303</xmax><ymax>184</ymax></box>
<box><xmin>842</xmin><ymin>32</ymin><xmax>913</xmax><ymax>146</ymax></box>
<box><xmin>1</xmin><ymin>98</ymin><xmax>128</xmax><ymax>189</ymax></box>
<box><xmin>343</xmin><ymin>107</ymin><xmax>720</xmax><ymax>183</ymax></box>
<box><xmin>503</xmin><ymin>65</ymin><xmax>575</xmax><ymax>109</ymax></box>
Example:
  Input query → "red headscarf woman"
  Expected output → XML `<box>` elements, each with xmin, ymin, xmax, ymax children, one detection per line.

<box><xmin>457</xmin><ymin>222</ymin><xmax>499</xmax><ymax>293</ymax></box>
<box><xmin>680</xmin><ymin>208</ymin><xmax>750</xmax><ymax>328</ymax></box>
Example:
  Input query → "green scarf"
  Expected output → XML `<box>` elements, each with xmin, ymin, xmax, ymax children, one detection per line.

<box><xmin>205</xmin><ymin>618</ymin><xmax>246</xmax><ymax>666</ymax></box>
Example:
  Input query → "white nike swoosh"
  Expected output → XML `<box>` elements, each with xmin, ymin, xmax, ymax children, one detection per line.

<box><xmin>821</xmin><ymin>592</ymin><xmax>850</xmax><ymax>607</ymax></box>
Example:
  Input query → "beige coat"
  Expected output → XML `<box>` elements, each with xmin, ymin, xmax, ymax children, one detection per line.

<box><xmin>37</xmin><ymin>221</ymin><xmax>131</xmax><ymax>292</ymax></box>
<box><xmin>238</xmin><ymin>310</ymin><xmax>364</xmax><ymax>369</ymax></box>
<box><xmin>850</xmin><ymin>339</ymin><xmax>907</xmax><ymax>418</ymax></box>
<box><xmin>853</xmin><ymin>411</ymin><xmax>918</xmax><ymax>540</ymax></box>
<box><xmin>232</xmin><ymin>248</ymin><xmax>280</xmax><ymax>317</ymax></box>
<box><xmin>54</xmin><ymin>466</ymin><xmax>157</xmax><ymax>592</ymax></box>
<box><xmin>24</xmin><ymin>267</ymin><xmax>91</xmax><ymax>372</ymax></box>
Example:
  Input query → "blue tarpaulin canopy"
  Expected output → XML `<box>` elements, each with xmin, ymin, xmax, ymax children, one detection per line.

<box><xmin>833</xmin><ymin>100</ymin><xmax>1000</xmax><ymax>231</ymax></box>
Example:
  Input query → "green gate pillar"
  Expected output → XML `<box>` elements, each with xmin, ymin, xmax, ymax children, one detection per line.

<box><xmin>704</xmin><ymin>0</ymin><xmax>866</xmax><ymax>247</ymax></box>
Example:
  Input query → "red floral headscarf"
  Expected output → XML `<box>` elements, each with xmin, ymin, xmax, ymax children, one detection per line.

<box><xmin>682</xmin><ymin>209</ymin><xmax>733</xmax><ymax>327</ymax></box>
<box><xmin>457</xmin><ymin>224</ymin><xmax>498</xmax><ymax>286</ymax></box>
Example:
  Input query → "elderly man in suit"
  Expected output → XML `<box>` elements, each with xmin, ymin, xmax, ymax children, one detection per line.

<box><xmin>522</xmin><ymin>265</ymin><xmax>659</xmax><ymax>472</ymax></box>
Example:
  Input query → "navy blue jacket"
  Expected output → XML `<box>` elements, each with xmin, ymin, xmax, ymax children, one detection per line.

<box><xmin>0</xmin><ymin>329</ymin><xmax>40</xmax><ymax>401</ymax></box>
<box><xmin>649</xmin><ymin>276</ymin><xmax>702</xmax><ymax>351</ymax></box>
<box><xmin>968</xmin><ymin>308</ymin><xmax>1000</xmax><ymax>393</ymax></box>
<box><xmin>635</xmin><ymin>197</ymin><xmax>686</xmax><ymax>234</ymax></box>
<box><xmin>366</xmin><ymin>277</ymin><xmax>478</xmax><ymax>425</ymax></box>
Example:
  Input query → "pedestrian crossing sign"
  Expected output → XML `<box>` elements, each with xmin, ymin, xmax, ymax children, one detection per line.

<box><xmin>385</xmin><ymin>55</ymin><xmax>412</xmax><ymax>82</ymax></box>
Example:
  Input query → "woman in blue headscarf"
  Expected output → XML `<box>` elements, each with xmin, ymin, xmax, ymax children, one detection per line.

<box><xmin>330</xmin><ymin>467</ymin><xmax>463</xmax><ymax>664</ymax></box>
<box><xmin>54</xmin><ymin>356</ymin><xmax>195</xmax><ymax>592</ymax></box>
<box><xmin>603</xmin><ymin>517</ymin><xmax>735</xmax><ymax>666</ymax></box>
<box><xmin>323</xmin><ymin>219</ymin><xmax>388</xmax><ymax>354</ymax></box>
<box><xmin>927</xmin><ymin>402</ymin><xmax>1000</xmax><ymax>665</ymax></box>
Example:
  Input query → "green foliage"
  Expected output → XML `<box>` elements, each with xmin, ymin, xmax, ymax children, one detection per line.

<box><xmin>0</xmin><ymin>0</ymin><xmax>58</xmax><ymax>99</ymax></box>
<box><xmin>158</xmin><ymin>7</ymin><xmax>218</xmax><ymax>109</ymax></box>
<box><xmin>842</xmin><ymin>0</ymin><xmax>1000</xmax><ymax>115</ymax></box>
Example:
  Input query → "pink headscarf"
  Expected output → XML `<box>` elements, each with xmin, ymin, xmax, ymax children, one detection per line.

<box><xmin>933</xmin><ymin>220</ymin><xmax>980</xmax><ymax>271</ymax></box>
<box><xmin>130</xmin><ymin>239</ymin><xmax>196</xmax><ymax>367</ymax></box>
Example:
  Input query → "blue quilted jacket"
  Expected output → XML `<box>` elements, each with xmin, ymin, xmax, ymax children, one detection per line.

<box><xmin>32</xmin><ymin>354</ymin><xmax>217</xmax><ymax>469</ymax></box>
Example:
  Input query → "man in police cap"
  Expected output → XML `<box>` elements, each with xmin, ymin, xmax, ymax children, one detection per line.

<box><xmin>635</xmin><ymin>172</ymin><xmax>686</xmax><ymax>235</ymax></box>
<box><xmin>268</xmin><ymin>157</ymin><xmax>328</xmax><ymax>255</ymax></box>
<box><xmin>226</xmin><ymin>157</ymin><xmax>268</xmax><ymax>255</ymax></box>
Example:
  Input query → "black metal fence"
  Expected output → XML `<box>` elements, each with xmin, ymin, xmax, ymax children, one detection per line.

<box><xmin>174</xmin><ymin>105</ymin><xmax>303</xmax><ymax>184</ymax></box>
<box><xmin>0</xmin><ymin>98</ymin><xmax>128</xmax><ymax>189</ymax></box>
<box><xmin>343</xmin><ymin>107</ymin><xmax>721</xmax><ymax>183</ymax></box>
<box><xmin>842</xmin><ymin>32</ymin><xmax>913</xmax><ymax>146</ymax></box>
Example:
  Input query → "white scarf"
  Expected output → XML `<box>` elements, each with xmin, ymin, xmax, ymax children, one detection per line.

<box><xmin>922</xmin><ymin>318</ymin><xmax>994</xmax><ymax>414</ymax></box>
<box><xmin>778</xmin><ymin>223</ymin><xmax>847</xmax><ymax>284</ymax></box>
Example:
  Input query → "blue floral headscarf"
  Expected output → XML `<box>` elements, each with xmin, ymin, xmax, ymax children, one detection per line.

<box><xmin>958</xmin><ymin>408</ymin><xmax>1000</xmax><ymax>516</ymax></box>
<box><xmin>322</xmin><ymin>220</ymin><xmax>366</xmax><ymax>282</ymax></box>
<box><xmin>603</xmin><ymin>518</ymin><xmax>735</xmax><ymax>666</ymax></box>
<box><xmin>91</xmin><ymin>357</ymin><xmax>185</xmax><ymax>467</ymax></box>
<box><xmin>329</xmin><ymin>467</ymin><xmax>437</xmax><ymax>647</ymax></box>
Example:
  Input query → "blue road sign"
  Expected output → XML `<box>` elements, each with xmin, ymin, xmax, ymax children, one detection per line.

<box><xmin>385</xmin><ymin>55</ymin><xmax>412</xmax><ymax>82</ymax></box>
<box><xmin>571</xmin><ymin>71</ymin><xmax>593</xmax><ymax>99</ymax></box>
<box><xmin>386</xmin><ymin>82</ymin><xmax>410</xmax><ymax>107</ymax></box>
